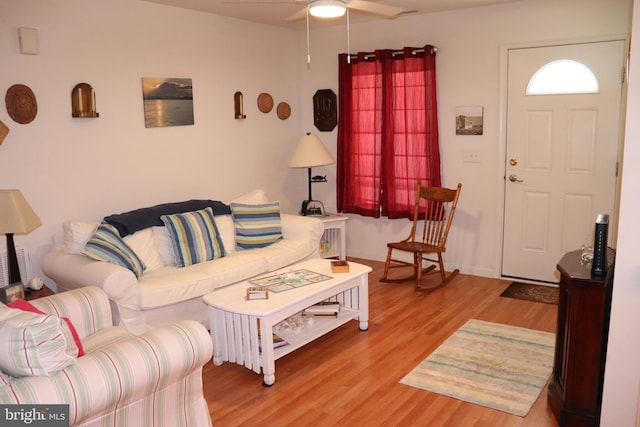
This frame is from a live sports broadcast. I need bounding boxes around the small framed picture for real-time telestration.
[246,287,269,300]
[0,283,25,304]
[455,106,484,135]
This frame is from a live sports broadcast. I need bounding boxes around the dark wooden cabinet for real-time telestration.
[548,249,615,427]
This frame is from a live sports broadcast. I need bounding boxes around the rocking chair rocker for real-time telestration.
[381,182,462,292]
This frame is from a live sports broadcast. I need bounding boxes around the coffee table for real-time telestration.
[203,258,371,385]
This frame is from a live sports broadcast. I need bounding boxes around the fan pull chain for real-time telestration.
[346,8,351,64]
[306,8,311,64]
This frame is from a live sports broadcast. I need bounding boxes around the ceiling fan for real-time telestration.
[287,0,406,21]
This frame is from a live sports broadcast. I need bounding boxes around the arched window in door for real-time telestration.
[526,59,599,95]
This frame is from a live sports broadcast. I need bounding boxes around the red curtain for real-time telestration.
[337,45,441,219]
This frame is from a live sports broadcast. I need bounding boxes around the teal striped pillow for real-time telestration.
[82,223,146,278]
[160,207,224,267]
[230,202,283,249]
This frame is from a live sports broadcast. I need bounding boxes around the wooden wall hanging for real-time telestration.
[71,83,99,118]
[313,89,337,131]
[234,91,246,119]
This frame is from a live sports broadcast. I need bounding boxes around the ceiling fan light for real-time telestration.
[309,0,347,18]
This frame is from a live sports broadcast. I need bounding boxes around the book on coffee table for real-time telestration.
[258,333,290,352]
[302,301,341,318]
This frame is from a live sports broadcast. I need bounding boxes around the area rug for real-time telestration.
[500,282,559,305]
[400,319,555,416]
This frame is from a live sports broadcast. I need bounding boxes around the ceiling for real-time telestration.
[142,0,525,29]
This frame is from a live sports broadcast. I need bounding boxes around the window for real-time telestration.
[527,60,599,95]
[337,45,441,220]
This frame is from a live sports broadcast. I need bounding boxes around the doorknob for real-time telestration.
[508,174,524,183]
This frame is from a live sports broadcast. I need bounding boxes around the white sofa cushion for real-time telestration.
[137,251,270,310]
[215,214,236,255]
[63,220,99,254]
[153,226,178,266]
[227,189,269,205]
[123,228,164,271]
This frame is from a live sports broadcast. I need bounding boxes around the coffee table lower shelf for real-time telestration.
[272,308,361,359]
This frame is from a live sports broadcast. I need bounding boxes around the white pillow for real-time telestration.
[124,228,164,271]
[0,307,78,377]
[152,226,177,266]
[62,221,99,254]
[227,189,269,205]
[214,215,236,255]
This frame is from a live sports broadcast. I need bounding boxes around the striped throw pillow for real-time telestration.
[82,223,146,278]
[160,207,225,267]
[230,202,283,249]
[0,307,78,377]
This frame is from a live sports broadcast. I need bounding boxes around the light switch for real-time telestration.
[18,27,39,55]
[462,149,481,163]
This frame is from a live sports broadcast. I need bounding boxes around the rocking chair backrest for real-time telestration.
[408,182,462,249]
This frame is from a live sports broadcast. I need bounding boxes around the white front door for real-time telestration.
[502,40,625,283]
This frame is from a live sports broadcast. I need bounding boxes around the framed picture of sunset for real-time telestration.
[141,77,194,128]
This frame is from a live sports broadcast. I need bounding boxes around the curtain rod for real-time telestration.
[349,46,438,61]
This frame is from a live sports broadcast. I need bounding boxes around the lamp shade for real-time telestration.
[288,133,335,168]
[309,0,347,18]
[0,190,41,235]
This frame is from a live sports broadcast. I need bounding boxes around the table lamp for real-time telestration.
[288,133,335,216]
[0,189,41,285]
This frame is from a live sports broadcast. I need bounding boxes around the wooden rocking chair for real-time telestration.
[381,182,462,292]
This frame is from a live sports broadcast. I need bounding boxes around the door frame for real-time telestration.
[495,35,628,282]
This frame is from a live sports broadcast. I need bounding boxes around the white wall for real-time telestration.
[298,0,632,278]
[0,0,307,285]
[600,1,640,425]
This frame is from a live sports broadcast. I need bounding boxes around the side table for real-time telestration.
[318,213,347,260]
[25,284,55,301]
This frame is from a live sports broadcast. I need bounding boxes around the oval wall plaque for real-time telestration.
[5,84,38,124]
[277,102,291,120]
[257,93,274,113]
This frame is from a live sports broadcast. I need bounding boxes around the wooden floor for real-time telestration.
[203,258,560,427]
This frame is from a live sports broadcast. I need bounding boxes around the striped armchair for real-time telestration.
[0,286,213,427]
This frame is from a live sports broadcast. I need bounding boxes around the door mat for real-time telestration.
[500,282,559,305]
[400,319,555,416]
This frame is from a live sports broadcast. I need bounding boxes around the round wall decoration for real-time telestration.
[5,84,38,124]
[257,93,274,113]
[276,102,291,120]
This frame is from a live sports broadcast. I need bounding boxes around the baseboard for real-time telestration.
[346,249,496,278]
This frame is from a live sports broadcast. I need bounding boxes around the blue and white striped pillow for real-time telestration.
[82,223,146,278]
[160,207,225,267]
[230,202,283,249]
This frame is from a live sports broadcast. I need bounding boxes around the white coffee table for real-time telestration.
[203,258,371,385]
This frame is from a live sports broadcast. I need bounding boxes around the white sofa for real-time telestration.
[42,190,324,334]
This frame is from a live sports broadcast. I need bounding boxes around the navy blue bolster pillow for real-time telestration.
[104,200,232,237]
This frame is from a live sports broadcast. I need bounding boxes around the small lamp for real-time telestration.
[289,133,335,215]
[0,190,41,286]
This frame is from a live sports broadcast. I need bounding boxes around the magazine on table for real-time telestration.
[249,269,332,293]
